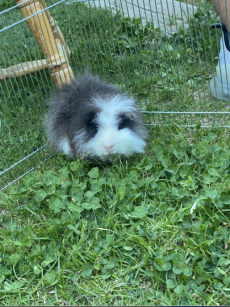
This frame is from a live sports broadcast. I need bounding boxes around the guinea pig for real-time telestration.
[46,73,147,162]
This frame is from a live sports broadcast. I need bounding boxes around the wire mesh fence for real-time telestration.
[0,0,228,190]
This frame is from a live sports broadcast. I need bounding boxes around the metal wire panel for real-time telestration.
[0,0,226,189]
[0,1,57,190]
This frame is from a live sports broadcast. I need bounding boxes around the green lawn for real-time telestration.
[1,125,230,305]
[1,0,230,305]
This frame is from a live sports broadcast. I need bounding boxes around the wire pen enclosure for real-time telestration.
[0,0,226,189]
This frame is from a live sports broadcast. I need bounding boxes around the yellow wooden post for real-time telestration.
[40,0,71,58]
[0,60,49,81]
[15,0,74,86]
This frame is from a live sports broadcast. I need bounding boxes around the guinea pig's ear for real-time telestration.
[118,113,136,130]
[126,112,135,120]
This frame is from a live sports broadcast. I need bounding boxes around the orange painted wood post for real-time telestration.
[40,0,71,58]
[15,0,74,86]
[0,60,49,81]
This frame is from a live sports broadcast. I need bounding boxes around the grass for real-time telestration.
[1,0,230,305]
[1,125,230,305]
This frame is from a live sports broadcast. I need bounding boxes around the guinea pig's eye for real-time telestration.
[118,114,134,130]
[86,112,98,137]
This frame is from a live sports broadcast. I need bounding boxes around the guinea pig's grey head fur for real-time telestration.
[46,73,147,161]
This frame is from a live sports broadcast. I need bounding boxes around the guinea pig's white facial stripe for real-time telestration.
[93,97,137,133]
[93,94,137,117]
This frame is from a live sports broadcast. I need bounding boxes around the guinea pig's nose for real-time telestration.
[104,145,114,150]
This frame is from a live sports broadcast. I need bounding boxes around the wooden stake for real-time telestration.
[15,0,74,86]
[0,59,49,81]
[40,0,71,58]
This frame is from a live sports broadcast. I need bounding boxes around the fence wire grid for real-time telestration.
[0,0,228,190]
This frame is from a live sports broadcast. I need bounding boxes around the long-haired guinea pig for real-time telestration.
[46,73,147,162]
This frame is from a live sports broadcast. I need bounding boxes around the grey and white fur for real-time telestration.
[46,73,147,162]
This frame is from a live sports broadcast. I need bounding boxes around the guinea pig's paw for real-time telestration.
[58,137,72,156]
